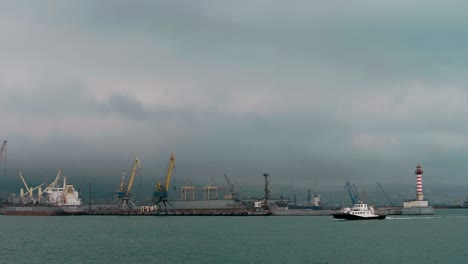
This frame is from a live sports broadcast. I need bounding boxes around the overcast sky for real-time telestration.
[1,1,468,198]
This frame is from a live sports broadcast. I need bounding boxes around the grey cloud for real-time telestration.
[5,1,468,89]
[2,1,468,201]
[0,79,193,122]
[1,79,105,117]
[107,94,151,119]
[44,1,468,83]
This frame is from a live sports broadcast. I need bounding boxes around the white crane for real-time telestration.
[18,171,44,202]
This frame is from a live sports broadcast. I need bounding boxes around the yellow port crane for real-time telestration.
[117,157,141,211]
[153,153,175,211]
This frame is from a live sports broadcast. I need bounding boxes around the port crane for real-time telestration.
[223,173,238,200]
[116,157,141,211]
[344,181,360,205]
[352,184,361,202]
[376,182,394,207]
[153,153,175,211]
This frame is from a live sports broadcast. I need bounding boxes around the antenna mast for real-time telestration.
[0,140,7,178]
[262,173,270,211]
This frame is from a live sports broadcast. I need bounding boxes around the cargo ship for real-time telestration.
[1,169,84,216]
[287,191,322,210]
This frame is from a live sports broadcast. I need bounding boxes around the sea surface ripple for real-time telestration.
[1,209,467,263]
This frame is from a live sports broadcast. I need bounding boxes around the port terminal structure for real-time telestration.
[85,171,273,216]
[402,164,434,215]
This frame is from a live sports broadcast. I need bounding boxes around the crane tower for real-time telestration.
[153,153,175,211]
[116,157,141,212]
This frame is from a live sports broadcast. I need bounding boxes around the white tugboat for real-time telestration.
[333,202,386,220]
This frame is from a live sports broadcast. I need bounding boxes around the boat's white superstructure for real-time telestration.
[342,203,378,217]
[334,202,386,220]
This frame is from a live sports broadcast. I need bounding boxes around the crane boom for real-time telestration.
[44,169,62,193]
[376,182,394,207]
[127,157,141,192]
[19,171,30,192]
[352,184,360,202]
[163,154,175,191]
[18,170,44,198]
[344,181,360,205]
[224,173,238,199]
[224,173,235,193]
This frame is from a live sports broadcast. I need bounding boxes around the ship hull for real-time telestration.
[287,205,322,210]
[2,206,84,216]
[170,199,241,210]
[62,206,85,215]
[333,213,386,220]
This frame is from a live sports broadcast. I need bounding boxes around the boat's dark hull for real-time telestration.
[333,213,386,220]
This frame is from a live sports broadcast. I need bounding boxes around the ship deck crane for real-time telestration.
[116,157,141,211]
[153,153,175,211]
[43,169,62,193]
[18,171,44,202]
[376,182,394,207]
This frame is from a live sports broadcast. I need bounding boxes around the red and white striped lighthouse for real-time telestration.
[415,164,423,201]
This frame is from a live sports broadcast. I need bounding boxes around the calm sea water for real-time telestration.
[1,209,468,263]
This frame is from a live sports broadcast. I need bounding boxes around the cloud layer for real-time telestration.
[1,1,468,201]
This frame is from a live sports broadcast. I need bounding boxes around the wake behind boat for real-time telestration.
[333,203,386,220]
